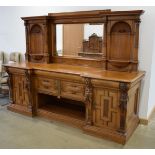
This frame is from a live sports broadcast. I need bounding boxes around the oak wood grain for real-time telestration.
[4,9,145,144]
[4,62,145,83]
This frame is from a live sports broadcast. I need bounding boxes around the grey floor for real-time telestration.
[0,101,155,148]
[0,96,9,106]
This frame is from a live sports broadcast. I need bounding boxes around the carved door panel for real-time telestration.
[93,88,120,130]
[12,75,29,106]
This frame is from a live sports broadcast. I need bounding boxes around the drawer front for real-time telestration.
[61,81,84,101]
[37,78,58,94]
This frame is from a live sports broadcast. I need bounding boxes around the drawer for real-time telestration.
[61,81,84,101]
[37,78,58,94]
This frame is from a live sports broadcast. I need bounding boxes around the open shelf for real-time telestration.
[37,94,86,127]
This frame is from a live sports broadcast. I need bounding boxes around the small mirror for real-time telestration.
[56,23,104,59]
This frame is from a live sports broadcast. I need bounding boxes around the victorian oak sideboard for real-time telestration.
[4,10,145,144]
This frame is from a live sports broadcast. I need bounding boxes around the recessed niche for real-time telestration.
[109,22,132,61]
[30,25,43,54]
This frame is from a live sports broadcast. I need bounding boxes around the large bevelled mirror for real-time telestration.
[56,23,104,59]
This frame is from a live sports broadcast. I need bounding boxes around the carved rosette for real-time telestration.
[25,69,33,111]
[84,77,93,125]
[5,67,13,104]
[118,82,129,134]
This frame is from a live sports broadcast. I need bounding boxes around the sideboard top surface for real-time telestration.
[4,63,145,83]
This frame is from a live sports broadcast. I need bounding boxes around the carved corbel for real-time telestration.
[5,67,13,104]
[25,69,33,112]
[118,82,129,134]
[84,77,93,125]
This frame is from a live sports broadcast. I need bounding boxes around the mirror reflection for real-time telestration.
[56,23,104,59]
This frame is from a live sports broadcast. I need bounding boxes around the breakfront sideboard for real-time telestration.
[4,10,145,144]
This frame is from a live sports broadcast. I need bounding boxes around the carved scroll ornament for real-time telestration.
[84,77,93,125]
[25,69,33,111]
[118,82,129,133]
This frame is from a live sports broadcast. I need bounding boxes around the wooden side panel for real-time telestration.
[126,82,140,130]
[12,75,29,106]
[93,88,120,130]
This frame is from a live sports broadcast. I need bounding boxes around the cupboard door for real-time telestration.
[93,88,120,130]
[12,75,29,106]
